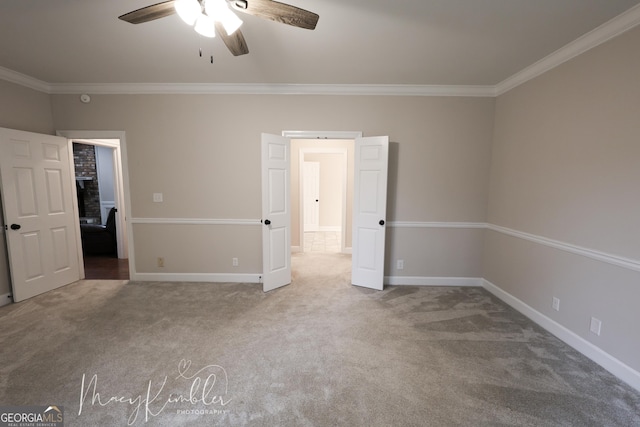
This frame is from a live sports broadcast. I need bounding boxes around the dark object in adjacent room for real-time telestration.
[81,207,117,256]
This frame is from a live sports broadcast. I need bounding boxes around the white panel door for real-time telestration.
[261,133,291,292]
[0,127,80,302]
[303,161,320,232]
[351,136,389,290]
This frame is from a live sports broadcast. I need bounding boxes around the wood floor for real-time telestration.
[83,255,129,280]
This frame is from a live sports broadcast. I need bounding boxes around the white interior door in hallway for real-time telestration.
[0,127,81,302]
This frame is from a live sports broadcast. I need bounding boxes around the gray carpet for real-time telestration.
[1,252,639,426]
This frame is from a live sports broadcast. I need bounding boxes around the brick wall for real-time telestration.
[73,143,101,221]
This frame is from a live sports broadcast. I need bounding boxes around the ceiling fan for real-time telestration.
[118,0,319,57]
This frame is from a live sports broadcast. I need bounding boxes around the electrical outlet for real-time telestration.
[552,297,560,311]
[153,193,163,203]
[590,317,602,336]
[396,259,404,270]
[157,257,165,268]
[232,257,239,267]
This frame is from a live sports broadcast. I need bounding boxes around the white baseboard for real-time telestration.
[131,273,261,283]
[0,293,12,307]
[482,279,640,393]
[384,276,482,287]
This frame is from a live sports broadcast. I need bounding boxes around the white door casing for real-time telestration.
[57,132,130,261]
[303,161,320,232]
[261,133,292,292]
[351,136,389,290]
[0,127,81,302]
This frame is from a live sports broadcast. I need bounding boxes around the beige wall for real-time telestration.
[134,224,261,274]
[51,94,495,278]
[485,26,640,372]
[0,80,55,298]
[387,227,485,277]
[0,80,54,135]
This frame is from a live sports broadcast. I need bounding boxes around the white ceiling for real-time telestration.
[0,0,639,88]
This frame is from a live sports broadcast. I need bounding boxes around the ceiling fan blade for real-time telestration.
[231,0,319,30]
[215,22,249,56]
[119,1,177,24]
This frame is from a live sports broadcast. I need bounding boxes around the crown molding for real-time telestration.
[0,67,493,96]
[46,82,495,97]
[0,66,50,93]
[495,3,640,95]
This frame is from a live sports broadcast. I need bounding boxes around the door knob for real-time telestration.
[315,199,319,202]
[10,224,21,230]
[379,220,385,226]
[264,219,271,225]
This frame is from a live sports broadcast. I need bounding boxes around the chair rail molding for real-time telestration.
[130,217,261,226]
[386,221,640,273]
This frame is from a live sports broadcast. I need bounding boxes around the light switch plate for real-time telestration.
[590,317,602,336]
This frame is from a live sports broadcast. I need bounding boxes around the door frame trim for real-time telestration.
[282,131,362,140]
[56,130,132,277]
[284,130,362,255]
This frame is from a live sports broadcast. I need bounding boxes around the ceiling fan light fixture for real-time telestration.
[194,13,217,37]
[175,0,201,25]
[204,0,226,16]
[203,0,243,35]
[119,0,317,57]
[220,9,243,35]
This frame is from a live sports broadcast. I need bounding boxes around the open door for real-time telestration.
[351,136,389,290]
[0,127,81,302]
[261,133,291,292]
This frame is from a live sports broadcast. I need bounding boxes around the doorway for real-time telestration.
[298,146,350,254]
[286,135,356,291]
[72,141,129,279]
[57,131,130,281]
[290,138,354,254]
[262,132,389,291]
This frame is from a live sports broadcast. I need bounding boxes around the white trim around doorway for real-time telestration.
[56,130,132,278]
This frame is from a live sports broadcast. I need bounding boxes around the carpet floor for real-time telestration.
[0,252,639,426]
